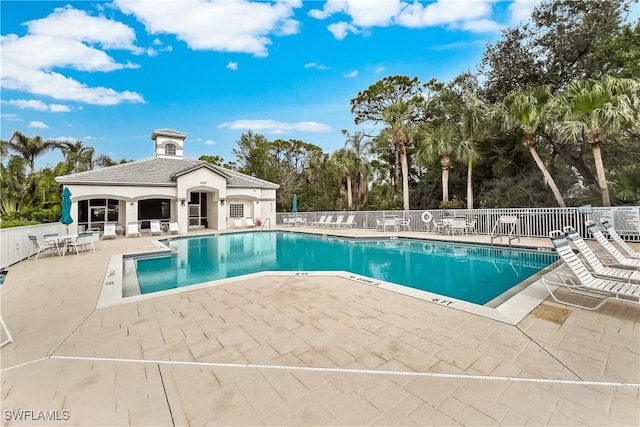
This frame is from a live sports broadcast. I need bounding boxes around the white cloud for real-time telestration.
[29,121,49,129]
[114,0,302,57]
[195,138,216,145]
[312,0,500,38]
[304,62,329,70]
[1,114,23,121]
[427,40,487,50]
[0,6,145,106]
[328,22,359,40]
[226,61,239,71]
[153,38,163,45]
[508,0,542,23]
[218,119,331,134]
[344,70,359,78]
[2,99,72,112]
[374,65,385,73]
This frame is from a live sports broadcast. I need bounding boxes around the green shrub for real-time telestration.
[439,200,465,209]
[0,206,61,227]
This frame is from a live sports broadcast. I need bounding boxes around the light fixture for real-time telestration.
[130,202,134,206]
[181,199,185,207]
[220,199,225,206]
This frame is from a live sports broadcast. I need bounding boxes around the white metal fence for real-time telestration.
[276,206,640,242]
[1,223,67,269]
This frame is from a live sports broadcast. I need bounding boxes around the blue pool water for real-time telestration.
[133,231,557,304]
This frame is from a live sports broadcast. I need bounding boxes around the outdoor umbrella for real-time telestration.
[60,187,73,234]
[292,194,298,213]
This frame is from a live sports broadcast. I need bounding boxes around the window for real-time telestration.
[229,203,244,218]
[165,143,176,156]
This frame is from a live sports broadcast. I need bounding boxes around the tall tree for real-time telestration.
[415,123,460,203]
[351,76,429,210]
[552,76,640,206]
[492,86,567,207]
[3,131,57,173]
[59,140,95,173]
[332,148,358,210]
[342,130,371,210]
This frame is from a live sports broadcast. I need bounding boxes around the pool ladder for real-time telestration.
[261,218,271,231]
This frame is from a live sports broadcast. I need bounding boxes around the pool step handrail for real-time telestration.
[490,215,520,248]
[261,218,271,231]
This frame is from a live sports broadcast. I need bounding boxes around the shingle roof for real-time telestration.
[150,128,187,139]
[56,157,279,189]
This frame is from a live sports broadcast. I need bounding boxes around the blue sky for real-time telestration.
[1,0,544,169]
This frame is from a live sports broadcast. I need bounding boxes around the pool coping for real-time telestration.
[96,231,562,325]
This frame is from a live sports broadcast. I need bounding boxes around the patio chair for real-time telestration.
[311,215,326,227]
[541,231,640,310]
[28,235,60,259]
[375,217,383,231]
[563,226,640,283]
[127,222,141,237]
[432,218,448,234]
[342,215,357,228]
[87,228,102,250]
[103,223,117,240]
[466,218,478,234]
[600,219,640,259]
[398,217,411,231]
[321,215,334,227]
[149,220,163,236]
[43,233,63,254]
[586,220,640,268]
[327,214,344,228]
[246,217,256,227]
[168,222,179,234]
[67,232,96,255]
[233,218,243,228]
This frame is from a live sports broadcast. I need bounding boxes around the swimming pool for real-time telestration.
[130,231,557,305]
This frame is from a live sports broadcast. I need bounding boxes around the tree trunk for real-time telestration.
[442,169,449,202]
[346,175,353,209]
[544,135,597,186]
[528,146,567,207]
[400,150,410,210]
[591,144,610,206]
[466,158,473,209]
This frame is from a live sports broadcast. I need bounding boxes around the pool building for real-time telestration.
[55,128,279,234]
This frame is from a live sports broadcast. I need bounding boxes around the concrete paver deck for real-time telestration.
[1,227,638,426]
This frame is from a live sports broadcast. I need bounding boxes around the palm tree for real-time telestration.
[553,76,640,206]
[59,140,95,173]
[4,131,57,173]
[492,86,567,207]
[0,156,28,213]
[332,148,358,210]
[458,91,485,209]
[379,102,419,210]
[342,130,371,209]
[415,123,460,203]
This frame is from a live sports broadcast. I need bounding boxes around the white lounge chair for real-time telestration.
[103,223,117,240]
[541,231,640,310]
[233,218,243,228]
[600,219,640,259]
[149,220,163,236]
[311,215,326,227]
[28,235,60,259]
[321,215,334,227]
[327,214,344,228]
[168,222,179,234]
[67,232,96,255]
[450,218,468,235]
[127,222,141,237]
[246,217,256,227]
[342,215,357,228]
[563,226,640,283]
[586,220,640,268]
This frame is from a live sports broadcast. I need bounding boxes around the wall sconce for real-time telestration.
[220,199,225,206]
[256,201,260,204]
[180,199,185,207]
[130,202,134,206]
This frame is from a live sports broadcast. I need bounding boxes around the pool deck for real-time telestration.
[1,226,638,426]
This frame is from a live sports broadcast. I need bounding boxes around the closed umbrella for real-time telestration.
[60,187,73,234]
[292,194,298,213]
